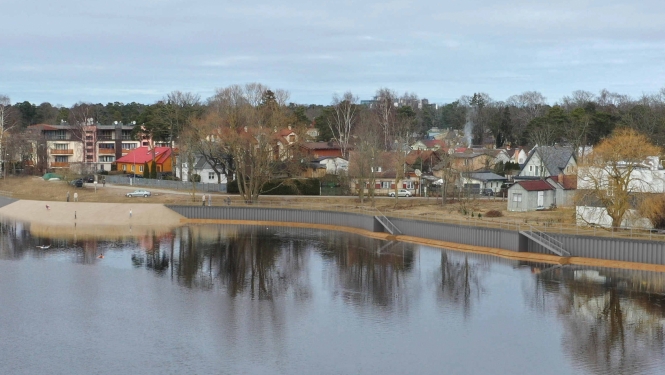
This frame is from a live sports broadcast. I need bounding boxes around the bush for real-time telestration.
[485,210,503,217]
[191,174,201,183]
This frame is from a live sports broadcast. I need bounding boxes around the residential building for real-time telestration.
[178,155,228,183]
[27,122,142,173]
[300,141,343,159]
[460,172,507,194]
[115,147,173,175]
[517,145,576,180]
[507,180,556,212]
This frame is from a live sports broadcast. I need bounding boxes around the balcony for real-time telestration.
[99,149,116,154]
[51,149,73,155]
[51,162,70,168]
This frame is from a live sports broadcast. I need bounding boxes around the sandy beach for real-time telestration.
[0,200,185,239]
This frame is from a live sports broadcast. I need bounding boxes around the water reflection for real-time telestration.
[4,219,665,374]
[317,232,415,312]
[437,252,489,317]
[530,265,665,375]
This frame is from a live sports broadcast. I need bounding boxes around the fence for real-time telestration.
[104,175,227,193]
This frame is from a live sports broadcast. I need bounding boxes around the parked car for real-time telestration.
[70,179,84,188]
[126,174,143,179]
[126,189,151,198]
[84,175,95,183]
[481,188,494,196]
[389,189,412,197]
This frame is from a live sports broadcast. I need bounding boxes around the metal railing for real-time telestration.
[520,225,570,257]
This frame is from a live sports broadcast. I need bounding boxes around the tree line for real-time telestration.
[2,86,665,202]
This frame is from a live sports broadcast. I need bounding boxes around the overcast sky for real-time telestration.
[2,0,664,106]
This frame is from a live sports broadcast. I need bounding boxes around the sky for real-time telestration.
[2,0,664,106]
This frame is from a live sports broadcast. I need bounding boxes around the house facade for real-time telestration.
[460,172,507,193]
[28,122,142,173]
[507,180,556,212]
[115,147,173,175]
[178,155,229,183]
[517,145,576,179]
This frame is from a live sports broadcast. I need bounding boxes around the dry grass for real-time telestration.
[0,176,576,227]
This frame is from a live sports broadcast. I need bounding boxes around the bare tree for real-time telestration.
[373,88,397,150]
[349,112,382,205]
[206,83,298,203]
[68,102,99,173]
[328,91,358,159]
[577,128,662,229]
[0,95,11,176]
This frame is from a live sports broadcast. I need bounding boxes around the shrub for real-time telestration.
[226,179,321,195]
[640,195,665,229]
[191,174,201,183]
[485,210,503,217]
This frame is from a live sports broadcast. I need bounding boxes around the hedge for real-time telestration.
[227,178,320,195]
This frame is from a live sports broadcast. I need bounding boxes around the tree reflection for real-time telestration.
[436,252,487,317]
[317,232,415,311]
[531,267,665,375]
[159,225,311,299]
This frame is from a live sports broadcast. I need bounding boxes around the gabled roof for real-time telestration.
[524,145,575,176]
[515,180,555,191]
[467,172,507,181]
[116,147,172,165]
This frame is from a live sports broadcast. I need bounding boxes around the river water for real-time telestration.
[1,222,665,375]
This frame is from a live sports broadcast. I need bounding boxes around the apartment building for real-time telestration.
[28,122,142,173]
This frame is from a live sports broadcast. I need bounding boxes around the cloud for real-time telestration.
[1,0,664,105]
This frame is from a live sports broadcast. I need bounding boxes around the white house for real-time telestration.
[576,157,665,229]
[517,145,576,179]
[178,155,228,184]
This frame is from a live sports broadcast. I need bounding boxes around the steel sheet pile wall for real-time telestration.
[166,206,377,232]
[166,205,665,265]
[0,196,16,208]
[389,217,520,251]
[528,233,665,265]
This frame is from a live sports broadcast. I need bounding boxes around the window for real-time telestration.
[131,165,135,172]
[139,165,144,172]
[208,172,215,180]
[122,165,126,171]
[381,181,391,189]
[122,143,137,150]
[529,165,533,172]
[404,181,415,189]
[99,156,114,162]
[512,193,522,202]
[55,156,68,162]
[54,143,68,150]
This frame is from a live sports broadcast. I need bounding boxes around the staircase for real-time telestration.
[520,226,570,257]
[373,209,402,235]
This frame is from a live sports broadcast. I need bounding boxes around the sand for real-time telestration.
[0,200,185,239]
